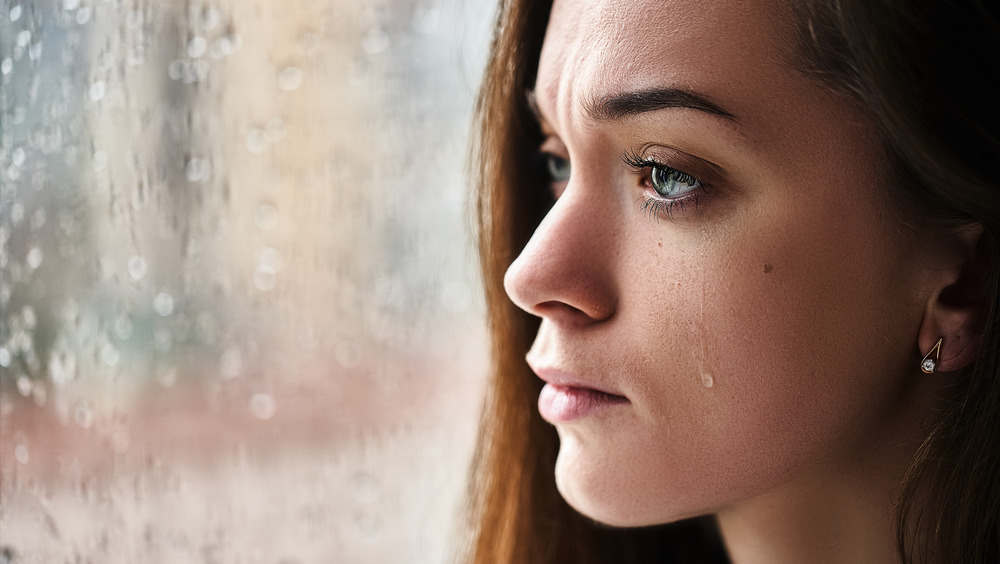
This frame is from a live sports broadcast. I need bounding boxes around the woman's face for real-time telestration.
[505,0,933,526]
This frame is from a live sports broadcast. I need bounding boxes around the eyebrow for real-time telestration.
[587,88,737,122]
[525,87,737,124]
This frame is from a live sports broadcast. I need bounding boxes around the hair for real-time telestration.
[465,0,1000,562]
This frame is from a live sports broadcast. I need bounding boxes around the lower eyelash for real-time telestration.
[638,192,703,222]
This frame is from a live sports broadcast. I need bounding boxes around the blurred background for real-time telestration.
[0,0,494,561]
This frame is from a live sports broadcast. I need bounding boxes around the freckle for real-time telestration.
[764,264,773,274]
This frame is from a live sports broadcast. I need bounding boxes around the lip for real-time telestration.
[530,366,629,423]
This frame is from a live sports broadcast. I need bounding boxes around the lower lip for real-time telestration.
[538,383,628,423]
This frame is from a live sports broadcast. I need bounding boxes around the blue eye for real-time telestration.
[545,154,571,183]
[650,166,700,197]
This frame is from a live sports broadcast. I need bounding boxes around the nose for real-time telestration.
[503,184,619,324]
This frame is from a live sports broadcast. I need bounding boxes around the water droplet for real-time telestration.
[14,441,29,465]
[249,393,276,420]
[21,306,36,329]
[252,267,276,291]
[220,347,242,379]
[701,373,714,388]
[9,5,22,22]
[187,36,207,58]
[277,67,303,91]
[201,9,220,30]
[0,58,12,75]
[16,376,32,397]
[157,365,177,387]
[354,512,382,542]
[89,81,106,101]
[15,30,31,48]
[114,314,133,339]
[168,59,184,80]
[28,41,42,61]
[246,129,268,153]
[74,402,93,428]
[76,7,92,24]
[362,28,390,55]
[153,292,175,316]
[63,0,80,10]
[257,247,282,272]
[26,247,43,269]
[254,204,277,230]
[101,343,120,366]
[184,157,208,182]
[0,347,10,367]
[127,256,147,280]
[92,150,108,171]
[11,147,25,167]
[49,351,76,384]
[335,341,361,369]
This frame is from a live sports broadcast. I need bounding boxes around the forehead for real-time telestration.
[535,0,794,127]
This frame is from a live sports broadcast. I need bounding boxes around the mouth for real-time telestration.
[538,383,630,423]
[530,366,629,423]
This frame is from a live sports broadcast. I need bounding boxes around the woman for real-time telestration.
[467,0,999,562]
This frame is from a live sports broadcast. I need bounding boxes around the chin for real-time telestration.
[553,445,704,528]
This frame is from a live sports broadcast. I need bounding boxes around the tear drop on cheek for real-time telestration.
[701,372,714,388]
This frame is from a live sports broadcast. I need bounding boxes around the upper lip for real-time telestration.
[527,361,627,399]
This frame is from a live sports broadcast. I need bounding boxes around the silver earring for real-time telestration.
[920,338,943,374]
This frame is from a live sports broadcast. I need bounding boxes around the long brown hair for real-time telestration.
[465,0,1000,562]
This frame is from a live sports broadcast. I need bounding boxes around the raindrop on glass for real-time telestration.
[16,30,31,48]
[74,402,93,429]
[252,267,276,292]
[220,347,242,379]
[184,157,208,182]
[9,5,22,22]
[187,37,207,59]
[89,81,106,102]
[76,7,92,24]
[202,9,220,30]
[14,441,29,465]
[16,376,32,397]
[101,343,120,366]
[26,247,43,269]
[92,150,108,171]
[21,306,36,330]
[62,0,80,10]
[277,67,303,92]
[153,292,175,316]
[249,393,276,420]
[246,129,268,154]
[0,347,10,367]
[127,256,147,280]
[11,147,25,167]
[257,247,282,272]
[0,58,12,75]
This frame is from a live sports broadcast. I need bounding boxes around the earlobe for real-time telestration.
[916,225,990,373]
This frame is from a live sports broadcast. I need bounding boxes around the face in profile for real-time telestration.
[504,0,938,527]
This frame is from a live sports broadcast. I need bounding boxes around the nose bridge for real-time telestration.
[504,177,620,322]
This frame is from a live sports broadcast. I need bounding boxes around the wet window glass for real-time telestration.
[0,0,493,560]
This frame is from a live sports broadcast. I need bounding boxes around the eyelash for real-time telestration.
[621,149,707,221]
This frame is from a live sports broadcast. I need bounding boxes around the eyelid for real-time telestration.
[623,143,724,188]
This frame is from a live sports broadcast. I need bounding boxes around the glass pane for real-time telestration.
[0,0,494,561]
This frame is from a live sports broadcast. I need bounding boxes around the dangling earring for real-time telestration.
[920,338,943,374]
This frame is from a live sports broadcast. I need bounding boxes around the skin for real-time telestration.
[502,0,959,561]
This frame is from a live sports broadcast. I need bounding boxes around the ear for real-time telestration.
[917,224,989,373]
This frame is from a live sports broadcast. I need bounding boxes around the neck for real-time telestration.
[716,462,905,564]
